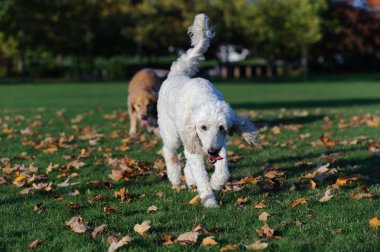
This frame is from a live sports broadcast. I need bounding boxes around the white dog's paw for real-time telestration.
[210,178,224,191]
[201,195,219,208]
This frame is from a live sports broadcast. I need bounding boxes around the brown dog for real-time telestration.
[128,68,168,135]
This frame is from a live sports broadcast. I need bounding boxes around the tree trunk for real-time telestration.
[301,48,308,81]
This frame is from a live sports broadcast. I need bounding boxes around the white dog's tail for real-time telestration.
[168,13,214,78]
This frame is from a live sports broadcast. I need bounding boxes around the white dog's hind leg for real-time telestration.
[184,149,218,208]
[210,144,229,191]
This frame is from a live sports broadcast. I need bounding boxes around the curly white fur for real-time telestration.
[157,13,258,208]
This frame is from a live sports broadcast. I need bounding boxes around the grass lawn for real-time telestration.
[1,77,380,251]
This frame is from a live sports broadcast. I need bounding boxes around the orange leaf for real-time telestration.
[202,236,218,246]
[369,217,380,228]
[189,195,201,205]
[291,197,307,208]
[220,244,238,251]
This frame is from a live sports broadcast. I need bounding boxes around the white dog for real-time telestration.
[157,14,258,208]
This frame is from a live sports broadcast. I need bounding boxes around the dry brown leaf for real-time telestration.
[65,216,91,233]
[114,187,131,202]
[147,205,159,213]
[291,197,308,208]
[28,239,42,249]
[160,235,175,246]
[33,202,43,214]
[133,220,151,236]
[69,202,82,210]
[189,195,201,205]
[176,231,198,245]
[264,170,284,179]
[220,243,238,251]
[104,206,117,214]
[153,159,165,170]
[245,240,269,250]
[68,190,80,197]
[236,197,249,207]
[57,178,79,187]
[233,176,259,185]
[202,236,218,246]
[319,189,334,202]
[192,224,209,234]
[108,235,133,252]
[256,223,282,239]
[369,217,380,228]
[259,212,270,222]
[108,170,123,181]
[254,200,266,209]
[351,193,376,200]
[92,224,107,238]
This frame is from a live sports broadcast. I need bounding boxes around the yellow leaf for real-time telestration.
[14,173,27,182]
[189,195,201,205]
[202,236,218,246]
[220,244,238,251]
[369,217,380,228]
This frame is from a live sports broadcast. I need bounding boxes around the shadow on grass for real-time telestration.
[232,98,380,110]
[254,115,325,127]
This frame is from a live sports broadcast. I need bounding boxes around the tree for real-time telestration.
[244,0,326,79]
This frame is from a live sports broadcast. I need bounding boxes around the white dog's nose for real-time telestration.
[207,148,219,156]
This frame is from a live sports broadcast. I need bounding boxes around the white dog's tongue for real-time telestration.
[208,155,223,164]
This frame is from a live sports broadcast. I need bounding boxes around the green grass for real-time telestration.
[0,77,380,251]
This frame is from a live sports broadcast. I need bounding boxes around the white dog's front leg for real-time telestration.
[210,144,229,191]
[184,149,218,208]
[184,162,196,190]
[163,146,181,186]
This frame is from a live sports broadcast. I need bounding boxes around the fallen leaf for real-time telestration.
[92,224,107,238]
[233,176,258,185]
[245,240,269,250]
[202,236,218,246]
[147,205,159,213]
[104,206,117,214]
[33,202,43,214]
[291,197,308,208]
[264,170,284,179]
[319,189,334,202]
[192,224,209,233]
[160,235,175,246]
[369,217,380,228]
[153,159,165,170]
[236,197,249,207]
[220,243,238,251]
[332,228,343,234]
[351,193,376,200]
[108,235,133,252]
[189,195,201,205]
[259,212,270,222]
[176,231,198,245]
[69,202,82,210]
[57,178,80,187]
[254,200,266,209]
[134,220,151,236]
[68,190,80,197]
[28,239,42,249]
[256,223,282,239]
[65,216,91,233]
[114,187,131,202]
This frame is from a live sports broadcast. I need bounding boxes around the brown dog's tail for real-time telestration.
[167,13,214,79]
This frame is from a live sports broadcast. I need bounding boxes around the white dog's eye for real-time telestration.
[219,125,225,131]
[201,125,207,131]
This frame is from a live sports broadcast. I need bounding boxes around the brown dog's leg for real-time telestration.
[128,105,137,135]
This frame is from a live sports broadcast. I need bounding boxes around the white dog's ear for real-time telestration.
[229,115,259,146]
[180,121,203,154]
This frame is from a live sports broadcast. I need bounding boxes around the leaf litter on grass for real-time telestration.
[1,103,380,251]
